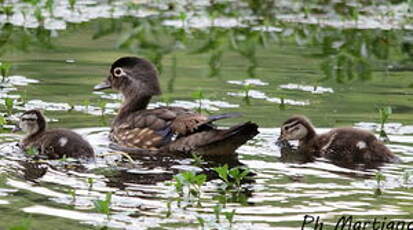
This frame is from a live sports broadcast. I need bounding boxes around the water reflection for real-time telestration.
[0,126,412,229]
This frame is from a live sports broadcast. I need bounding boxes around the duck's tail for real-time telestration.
[370,140,401,163]
[165,121,259,156]
[201,121,259,156]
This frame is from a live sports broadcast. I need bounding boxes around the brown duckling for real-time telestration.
[277,115,400,164]
[15,110,94,159]
[93,56,259,156]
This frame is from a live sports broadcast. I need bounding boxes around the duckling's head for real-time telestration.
[18,110,46,136]
[278,115,315,141]
[93,57,161,98]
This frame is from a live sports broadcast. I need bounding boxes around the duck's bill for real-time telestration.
[93,81,111,91]
[275,135,287,147]
[12,126,22,133]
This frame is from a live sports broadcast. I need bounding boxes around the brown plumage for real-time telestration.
[94,56,259,156]
[16,110,94,159]
[277,115,400,164]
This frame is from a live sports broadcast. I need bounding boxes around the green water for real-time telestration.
[1,1,413,230]
[5,20,413,128]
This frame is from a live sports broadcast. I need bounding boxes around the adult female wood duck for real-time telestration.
[94,56,259,156]
[15,110,95,159]
[277,115,400,165]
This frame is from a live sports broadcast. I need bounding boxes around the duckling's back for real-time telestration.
[319,128,399,164]
[34,129,94,159]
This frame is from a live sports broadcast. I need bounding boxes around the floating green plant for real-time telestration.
[191,152,204,167]
[45,0,54,14]
[159,95,172,106]
[213,164,250,191]
[191,89,206,113]
[374,171,385,196]
[378,106,392,141]
[0,62,12,82]
[94,192,112,219]
[224,209,236,229]
[0,116,6,132]
[68,188,76,204]
[4,98,14,116]
[87,177,94,190]
[25,147,39,156]
[196,216,205,230]
[68,0,77,11]
[213,204,222,223]
[0,5,13,19]
[279,97,286,110]
[242,84,253,105]
[172,171,206,205]
[165,200,172,218]
[34,7,44,24]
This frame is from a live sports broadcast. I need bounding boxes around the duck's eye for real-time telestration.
[113,67,124,78]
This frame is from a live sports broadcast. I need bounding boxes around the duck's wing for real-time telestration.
[170,111,241,136]
[163,121,259,156]
[112,107,240,149]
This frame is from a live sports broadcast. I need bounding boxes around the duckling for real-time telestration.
[277,115,400,164]
[15,110,94,159]
[93,56,258,156]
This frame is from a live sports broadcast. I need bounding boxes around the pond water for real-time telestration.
[1,0,413,229]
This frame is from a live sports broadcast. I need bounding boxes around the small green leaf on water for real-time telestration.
[196,216,205,229]
[224,209,236,226]
[94,192,112,216]
[213,204,222,223]
[25,147,39,156]
[0,116,6,126]
[87,177,94,189]
[5,98,14,114]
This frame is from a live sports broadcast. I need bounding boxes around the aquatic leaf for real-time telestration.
[0,62,11,81]
[196,216,205,229]
[213,204,222,223]
[25,147,39,156]
[68,189,76,202]
[213,164,229,183]
[0,116,5,126]
[68,0,77,10]
[224,209,236,226]
[191,89,204,100]
[45,0,54,13]
[87,177,94,190]
[94,192,112,217]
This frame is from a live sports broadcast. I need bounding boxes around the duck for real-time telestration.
[93,56,259,156]
[276,115,400,165]
[15,109,95,159]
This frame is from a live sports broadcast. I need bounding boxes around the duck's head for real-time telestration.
[15,110,46,136]
[278,115,315,142]
[93,57,161,98]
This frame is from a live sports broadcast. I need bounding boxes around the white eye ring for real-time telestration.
[113,67,125,78]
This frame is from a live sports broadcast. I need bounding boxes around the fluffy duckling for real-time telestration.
[277,115,400,164]
[93,56,258,156]
[16,110,94,159]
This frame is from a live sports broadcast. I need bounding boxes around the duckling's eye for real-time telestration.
[113,67,124,78]
[22,118,36,122]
